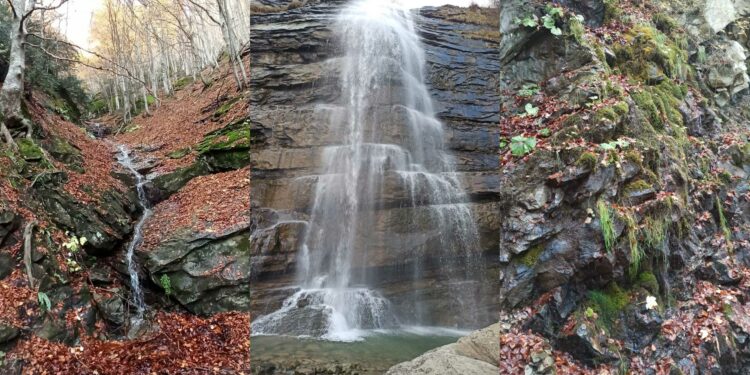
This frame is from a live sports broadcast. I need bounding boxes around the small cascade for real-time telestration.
[115,145,152,319]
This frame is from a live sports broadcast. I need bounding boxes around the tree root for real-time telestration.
[23,220,37,289]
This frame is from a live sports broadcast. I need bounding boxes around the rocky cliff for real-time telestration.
[249,0,501,328]
[497,0,750,373]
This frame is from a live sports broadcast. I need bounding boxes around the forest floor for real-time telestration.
[1,56,250,373]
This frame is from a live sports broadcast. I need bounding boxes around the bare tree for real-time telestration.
[0,0,69,148]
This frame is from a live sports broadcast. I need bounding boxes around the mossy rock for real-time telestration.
[174,77,194,91]
[613,24,688,82]
[635,272,659,294]
[201,150,250,171]
[518,243,545,267]
[46,136,84,172]
[18,139,44,161]
[212,96,242,120]
[151,160,211,200]
[197,118,251,170]
[576,151,598,170]
[587,283,630,329]
[167,148,191,159]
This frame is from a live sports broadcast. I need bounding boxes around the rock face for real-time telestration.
[250,0,501,327]
[144,227,251,315]
[497,0,750,372]
[386,324,499,375]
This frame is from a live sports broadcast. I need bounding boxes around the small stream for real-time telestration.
[115,145,152,319]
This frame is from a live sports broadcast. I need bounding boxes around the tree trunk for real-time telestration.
[0,1,29,146]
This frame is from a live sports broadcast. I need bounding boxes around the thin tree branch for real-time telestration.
[5,0,17,18]
[25,35,154,94]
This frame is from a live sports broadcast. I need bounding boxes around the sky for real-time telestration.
[60,0,101,49]
[58,0,491,49]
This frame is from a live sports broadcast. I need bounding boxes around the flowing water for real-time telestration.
[252,0,482,341]
[116,145,151,318]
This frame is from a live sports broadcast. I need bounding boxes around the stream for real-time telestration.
[115,144,152,319]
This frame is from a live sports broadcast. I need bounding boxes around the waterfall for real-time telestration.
[252,0,481,341]
[116,145,152,319]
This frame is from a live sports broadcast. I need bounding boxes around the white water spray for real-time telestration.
[252,0,481,340]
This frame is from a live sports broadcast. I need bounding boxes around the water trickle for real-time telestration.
[116,145,151,318]
[252,0,482,340]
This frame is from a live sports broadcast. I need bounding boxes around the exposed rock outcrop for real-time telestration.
[497,0,750,372]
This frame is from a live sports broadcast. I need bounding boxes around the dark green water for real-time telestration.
[251,327,467,373]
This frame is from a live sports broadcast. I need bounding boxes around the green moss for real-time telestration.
[518,243,545,267]
[642,216,667,250]
[213,96,242,120]
[174,77,194,91]
[588,283,630,328]
[719,171,733,185]
[168,148,191,159]
[576,151,598,170]
[716,196,732,246]
[568,16,586,43]
[197,119,251,154]
[652,13,678,34]
[636,272,659,294]
[598,200,616,252]
[624,212,643,276]
[18,139,44,161]
[603,0,622,24]
[624,150,643,165]
[613,24,687,82]
[624,179,652,194]
[562,114,583,128]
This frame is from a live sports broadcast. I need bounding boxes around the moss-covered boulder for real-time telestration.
[196,118,250,171]
[144,228,251,315]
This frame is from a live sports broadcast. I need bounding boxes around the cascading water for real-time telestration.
[116,145,151,318]
[252,0,481,341]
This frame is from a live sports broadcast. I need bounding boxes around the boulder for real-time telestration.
[386,324,499,374]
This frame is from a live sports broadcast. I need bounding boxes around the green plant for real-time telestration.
[38,291,52,312]
[598,200,615,252]
[522,103,539,117]
[538,128,551,137]
[517,14,539,27]
[518,83,540,97]
[510,136,537,156]
[716,196,732,246]
[63,232,87,252]
[624,212,643,276]
[588,284,629,328]
[599,139,630,151]
[542,10,563,35]
[160,274,173,296]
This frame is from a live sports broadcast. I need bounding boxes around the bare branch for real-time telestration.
[5,0,17,18]
[184,0,221,25]
[24,38,153,94]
